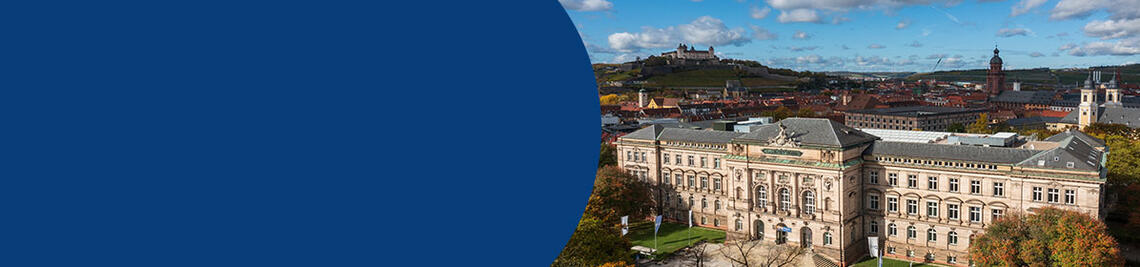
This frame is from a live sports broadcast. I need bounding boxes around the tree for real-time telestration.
[553,215,632,267]
[718,241,804,267]
[599,144,617,168]
[947,123,966,133]
[596,261,634,267]
[584,166,654,226]
[969,207,1123,266]
[762,106,794,122]
[600,94,621,105]
[967,113,993,134]
[794,108,816,118]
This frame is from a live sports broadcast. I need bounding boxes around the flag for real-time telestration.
[688,210,693,227]
[621,215,628,226]
[621,227,628,236]
[653,215,663,234]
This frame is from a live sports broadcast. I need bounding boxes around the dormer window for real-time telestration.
[1066,162,1075,168]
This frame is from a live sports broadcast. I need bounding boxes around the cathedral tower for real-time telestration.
[986,46,1005,97]
[1079,73,1099,128]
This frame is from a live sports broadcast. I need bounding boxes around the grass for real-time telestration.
[626,221,725,257]
[852,257,945,267]
[646,69,742,87]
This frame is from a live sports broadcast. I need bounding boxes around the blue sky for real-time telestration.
[560,0,1140,72]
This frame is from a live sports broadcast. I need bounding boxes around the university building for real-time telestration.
[615,118,1107,266]
[843,106,987,131]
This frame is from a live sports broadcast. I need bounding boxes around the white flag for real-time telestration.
[621,215,629,226]
[688,210,693,227]
[621,227,628,236]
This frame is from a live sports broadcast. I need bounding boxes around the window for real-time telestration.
[992,209,1004,221]
[907,250,915,258]
[888,247,896,254]
[700,157,707,167]
[757,186,768,207]
[1048,188,1059,203]
[949,231,958,245]
[803,191,816,214]
[927,228,937,242]
[970,180,981,194]
[714,218,719,227]
[888,173,898,186]
[1032,187,1042,201]
[870,220,879,234]
[993,182,1004,197]
[907,226,916,239]
[700,177,708,190]
[665,194,671,206]
[1065,189,1076,205]
[701,216,706,225]
[640,152,646,162]
[906,199,918,215]
[969,206,982,222]
[948,204,960,220]
[824,232,833,245]
[714,158,720,169]
[714,178,722,191]
[675,155,681,165]
[675,175,682,186]
[948,255,957,264]
[928,177,938,190]
[869,171,879,184]
[688,175,695,187]
[735,219,743,231]
[701,198,708,209]
[778,188,790,211]
[689,196,694,207]
[888,223,897,236]
[887,197,898,212]
[663,153,669,164]
[907,174,918,188]
[688,156,694,166]
[949,178,959,192]
[626,151,631,160]
[869,195,880,210]
[715,200,721,210]
[927,201,939,217]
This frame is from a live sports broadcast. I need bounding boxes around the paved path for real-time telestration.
[639,243,820,267]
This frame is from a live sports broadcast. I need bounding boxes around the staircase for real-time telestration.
[812,254,839,267]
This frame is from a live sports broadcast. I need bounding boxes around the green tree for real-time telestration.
[553,215,632,267]
[967,113,993,134]
[969,207,1123,266]
[599,144,617,168]
[795,108,816,118]
[762,106,794,122]
[947,123,966,133]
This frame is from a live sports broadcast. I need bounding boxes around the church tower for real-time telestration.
[638,89,647,108]
[1079,73,1099,128]
[1105,71,1123,107]
[986,46,1005,97]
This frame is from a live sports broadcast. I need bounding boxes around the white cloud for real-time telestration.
[1029,52,1045,57]
[766,0,958,12]
[896,19,911,29]
[787,46,820,52]
[793,30,812,40]
[1050,0,1140,21]
[778,9,821,23]
[1067,38,1140,56]
[607,16,751,52]
[1083,18,1140,39]
[751,6,771,19]
[996,28,1032,37]
[868,44,886,49]
[1010,0,1047,17]
[559,0,613,11]
[750,25,778,40]
[1059,43,1078,51]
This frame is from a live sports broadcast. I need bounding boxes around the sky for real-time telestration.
[560,0,1140,72]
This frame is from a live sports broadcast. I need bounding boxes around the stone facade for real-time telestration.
[615,119,1107,267]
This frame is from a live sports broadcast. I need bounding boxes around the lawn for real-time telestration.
[626,220,725,257]
[852,257,945,267]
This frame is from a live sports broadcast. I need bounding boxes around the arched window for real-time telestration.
[888,223,897,236]
[689,196,694,207]
[757,186,768,207]
[907,226,916,239]
[778,188,790,211]
[803,191,816,214]
[927,228,937,242]
[823,232,832,246]
[735,219,743,231]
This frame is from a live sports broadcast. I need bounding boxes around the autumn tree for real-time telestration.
[969,207,1123,266]
[584,165,654,226]
[553,215,632,267]
[795,108,816,118]
[966,113,993,134]
[600,94,621,105]
[719,241,804,267]
[598,144,617,168]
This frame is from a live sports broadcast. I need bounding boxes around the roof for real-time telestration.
[858,128,950,143]
[865,141,1040,164]
[1004,116,1060,126]
[1058,106,1140,128]
[1016,135,1103,172]
[992,90,1053,105]
[619,124,744,144]
[1043,129,1105,148]
[845,106,986,117]
[735,118,879,147]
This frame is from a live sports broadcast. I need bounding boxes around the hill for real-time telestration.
[905,64,1140,85]
[594,59,808,90]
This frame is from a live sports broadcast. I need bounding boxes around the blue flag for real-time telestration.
[653,215,663,234]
